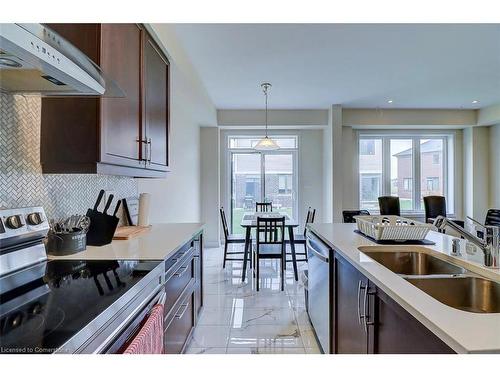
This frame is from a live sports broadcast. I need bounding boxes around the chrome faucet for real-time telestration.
[434,216,499,268]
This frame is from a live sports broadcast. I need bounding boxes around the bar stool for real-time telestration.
[342,210,370,223]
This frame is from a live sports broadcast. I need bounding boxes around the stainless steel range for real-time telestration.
[0,207,165,354]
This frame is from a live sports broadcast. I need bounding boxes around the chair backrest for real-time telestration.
[485,209,500,227]
[219,207,229,239]
[303,207,316,236]
[378,196,401,216]
[423,196,447,222]
[342,210,370,224]
[256,202,273,212]
[256,216,285,246]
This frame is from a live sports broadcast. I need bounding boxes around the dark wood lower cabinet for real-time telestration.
[374,287,455,354]
[312,241,455,354]
[162,232,203,354]
[164,290,195,354]
[334,254,373,353]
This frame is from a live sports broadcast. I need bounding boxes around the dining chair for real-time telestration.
[342,210,370,223]
[423,196,464,231]
[485,209,500,227]
[477,209,500,239]
[378,196,401,216]
[253,216,286,291]
[256,202,273,212]
[220,207,247,269]
[285,207,316,265]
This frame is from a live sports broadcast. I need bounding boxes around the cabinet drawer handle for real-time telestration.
[174,266,189,278]
[174,303,189,320]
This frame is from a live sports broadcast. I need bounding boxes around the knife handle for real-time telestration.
[113,199,122,217]
[103,194,114,214]
[94,189,105,211]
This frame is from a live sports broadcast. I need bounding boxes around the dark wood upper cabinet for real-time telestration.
[143,33,169,170]
[41,24,170,178]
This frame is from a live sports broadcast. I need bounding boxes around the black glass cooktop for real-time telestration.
[0,259,161,354]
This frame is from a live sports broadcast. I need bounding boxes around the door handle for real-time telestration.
[363,285,375,333]
[147,138,152,164]
[357,280,366,325]
[136,137,148,164]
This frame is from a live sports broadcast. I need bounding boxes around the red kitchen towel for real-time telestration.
[123,304,164,354]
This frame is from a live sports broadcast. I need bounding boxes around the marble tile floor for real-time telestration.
[186,245,321,354]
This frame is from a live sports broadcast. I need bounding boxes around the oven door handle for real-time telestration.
[93,283,164,353]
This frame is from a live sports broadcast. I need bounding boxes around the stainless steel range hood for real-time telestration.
[0,23,123,97]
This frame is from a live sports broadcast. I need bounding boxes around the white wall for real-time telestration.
[217,109,328,128]
[490,124,500,208]
[200,127,220,246]
[138,24,217,224]
[463,126,490,221]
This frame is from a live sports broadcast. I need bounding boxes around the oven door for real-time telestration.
[102,288,165,354]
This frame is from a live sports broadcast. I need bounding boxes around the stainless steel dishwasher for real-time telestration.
[306,231,333,354]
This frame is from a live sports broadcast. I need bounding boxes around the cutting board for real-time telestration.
[113,226,151,240]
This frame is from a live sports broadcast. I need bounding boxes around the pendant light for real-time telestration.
[254,82,280,151]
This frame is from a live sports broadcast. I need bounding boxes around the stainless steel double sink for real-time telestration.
[358,247,500,314]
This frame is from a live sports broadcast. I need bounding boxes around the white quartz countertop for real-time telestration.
[48,223,204,261]
[307,223,500,354]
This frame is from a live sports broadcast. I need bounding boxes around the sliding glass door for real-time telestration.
[230,153,262,234]
[229,136,298,234]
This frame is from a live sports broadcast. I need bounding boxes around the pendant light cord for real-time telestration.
[262,82,271,137]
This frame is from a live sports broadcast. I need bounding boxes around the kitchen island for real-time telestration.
[307,223,500,354]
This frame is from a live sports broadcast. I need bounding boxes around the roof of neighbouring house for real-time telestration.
[393,139,442,157]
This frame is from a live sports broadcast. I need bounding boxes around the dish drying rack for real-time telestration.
[354,215,432,241]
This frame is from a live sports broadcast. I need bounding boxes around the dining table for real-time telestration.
[240,212,299,282]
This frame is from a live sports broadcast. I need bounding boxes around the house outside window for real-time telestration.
[403,178,412,191]
[278,174,292,194]
[359,139,376,155]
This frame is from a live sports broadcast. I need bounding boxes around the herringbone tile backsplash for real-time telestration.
[0,94,138,219]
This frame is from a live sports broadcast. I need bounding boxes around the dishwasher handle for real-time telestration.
[306,238,329,263]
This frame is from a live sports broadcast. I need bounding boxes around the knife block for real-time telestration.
[85,209,119,246]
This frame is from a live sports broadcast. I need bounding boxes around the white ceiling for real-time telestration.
[173,24,500,109]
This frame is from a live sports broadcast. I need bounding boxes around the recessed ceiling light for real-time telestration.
[387,99,393,104]
[472,100,479,104]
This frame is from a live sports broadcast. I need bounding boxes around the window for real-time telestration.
[358,135,452,213]
[359,139,382,210]
[432,153,440,165]
[229,136,298,149]
[278,174,292,194]
[403,178,412,191]
[359,139,376,155]
[426,177,440,192]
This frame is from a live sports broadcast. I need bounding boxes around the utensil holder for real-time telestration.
[46,230,87,256]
